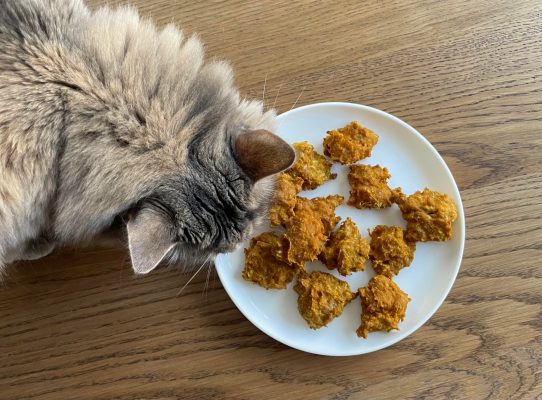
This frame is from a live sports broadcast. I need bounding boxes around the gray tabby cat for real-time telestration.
[0,0,294,274]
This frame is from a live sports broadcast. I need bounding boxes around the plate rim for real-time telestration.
[216,101,466,356]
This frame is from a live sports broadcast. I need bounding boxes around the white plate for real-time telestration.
[216,102,465,356]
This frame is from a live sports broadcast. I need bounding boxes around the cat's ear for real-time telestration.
[126,209,176,274]
[234,130,295,181]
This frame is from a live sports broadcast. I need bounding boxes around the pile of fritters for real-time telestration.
[242,121,459,338]
[243,142,343,289]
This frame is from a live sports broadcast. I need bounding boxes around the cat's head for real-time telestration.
[119,62,294,275]
[126,111,294,274]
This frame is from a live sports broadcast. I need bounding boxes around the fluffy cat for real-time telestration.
[0,0,294,274]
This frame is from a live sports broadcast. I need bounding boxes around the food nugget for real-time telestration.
[284,195,344,266]
[356,275,410,338]
[319,218,370,276]
[348,164,393,209]
[393,188,458,242]
[242,232,298,289]
[323,121,379,164]
[369,225,416,278]
[298,194,344,235]
[294,271,357,329]
[284,204,327,266]
[288,142,336,190]
[269,173,304,226]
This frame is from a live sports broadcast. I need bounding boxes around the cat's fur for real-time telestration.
[0,0,294,274]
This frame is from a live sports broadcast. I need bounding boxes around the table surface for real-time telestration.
[1,1,541,399]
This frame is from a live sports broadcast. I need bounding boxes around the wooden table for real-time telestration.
[1,1,541,398]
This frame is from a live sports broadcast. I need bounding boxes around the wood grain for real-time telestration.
[1,0,541,399]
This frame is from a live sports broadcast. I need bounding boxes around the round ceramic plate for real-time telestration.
[216,102,465,356]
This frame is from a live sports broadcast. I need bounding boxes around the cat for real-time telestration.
[0,0,294,274]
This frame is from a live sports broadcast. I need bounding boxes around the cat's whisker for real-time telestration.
[202,261,213,299]
[176,255,210,297]
[277,86,305,130]
[204,261,211,290]
[211,262,217,289]
[289,86,305,112]
[262,73,268,109]
[272,81,285,110]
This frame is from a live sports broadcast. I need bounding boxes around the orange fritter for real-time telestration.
[297,194,344,235]
[323,121,379,164]
[369,225,416,278]
[287,142,336,190]
[242,232,298,289]
[294,271,357,329]
[356,275,410,338]
[319,218,370,276]
[284,204,327,266]
[347,164,393,209]
[269,173,304,226]
[393,188,458,242]
[284,195,344,266]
